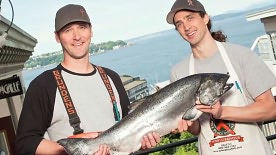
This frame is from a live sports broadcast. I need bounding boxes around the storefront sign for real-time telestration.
[0,75,23,99]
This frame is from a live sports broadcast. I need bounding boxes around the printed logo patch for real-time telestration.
[209,119,244,147]
[210,119,235,137]
[80,8,86,16]
[187,0,194,6]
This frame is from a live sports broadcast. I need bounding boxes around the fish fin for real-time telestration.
[189,110,203,121]
[183,107,202,121]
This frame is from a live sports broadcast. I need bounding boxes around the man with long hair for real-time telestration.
[167,0,276,154]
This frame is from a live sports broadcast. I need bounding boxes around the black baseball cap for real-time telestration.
[166,0,206,24]
[55,4,91,32]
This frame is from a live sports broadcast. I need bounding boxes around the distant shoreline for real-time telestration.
[24,40,131,69]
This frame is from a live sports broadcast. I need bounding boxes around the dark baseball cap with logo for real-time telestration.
[55,4,91,32]
[166,0,206,24]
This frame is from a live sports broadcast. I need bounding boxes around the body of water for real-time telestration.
[23,12,265,89]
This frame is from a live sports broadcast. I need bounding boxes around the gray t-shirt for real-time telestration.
[47,68,123,141]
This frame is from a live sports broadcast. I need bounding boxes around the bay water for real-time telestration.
[23,12,265,90]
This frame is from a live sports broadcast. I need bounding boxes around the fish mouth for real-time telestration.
[223,83,234,94]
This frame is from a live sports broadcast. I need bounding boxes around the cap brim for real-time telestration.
[167,9,180,24]
[56,19,91,32]
[166,8,204,24]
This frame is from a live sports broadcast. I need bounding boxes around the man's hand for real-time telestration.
[93,145,110,155]
[172,119,194,133]
[68,132,100,138]
[196,100,222,119]
[171,99,221,136]
[172,119,200,135]
[141,132,161,150]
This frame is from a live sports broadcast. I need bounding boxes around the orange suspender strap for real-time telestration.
[52,70,84,135]
[96,66,121,122]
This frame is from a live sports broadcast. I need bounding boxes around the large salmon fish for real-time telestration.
[58,73,233,155]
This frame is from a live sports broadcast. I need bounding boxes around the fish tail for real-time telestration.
[57,138,70,147]
[57,138,93,155]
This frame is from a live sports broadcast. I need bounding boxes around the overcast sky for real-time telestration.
[1,0,275,55]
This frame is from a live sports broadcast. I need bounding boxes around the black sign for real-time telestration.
[0,75,23,99]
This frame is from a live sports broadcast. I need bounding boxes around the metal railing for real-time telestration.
[132,120,276,155]
[251,33,276,63]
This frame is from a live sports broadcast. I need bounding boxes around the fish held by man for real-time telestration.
[58,73,233,155]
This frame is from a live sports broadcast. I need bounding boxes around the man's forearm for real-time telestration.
[220,90,276,122]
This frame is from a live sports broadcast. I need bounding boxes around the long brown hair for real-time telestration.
[199,12,227,42]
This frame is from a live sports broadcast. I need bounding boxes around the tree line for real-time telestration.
[24,40,127,69]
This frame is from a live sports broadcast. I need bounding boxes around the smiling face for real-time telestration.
[55,22,92,61]
[173,10,209,46]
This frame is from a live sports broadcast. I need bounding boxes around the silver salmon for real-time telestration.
[58,73,233,155]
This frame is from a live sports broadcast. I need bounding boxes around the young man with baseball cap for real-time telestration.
[167,0,276,154]
[15,4,160,154]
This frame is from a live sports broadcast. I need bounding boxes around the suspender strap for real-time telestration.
[52,70,84,135]
[96,66,121,121]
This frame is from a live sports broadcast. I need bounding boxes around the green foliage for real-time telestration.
[150,132,198,155]
[90,40,127,54]
[24,51,63,68]
[24,40,127,69]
